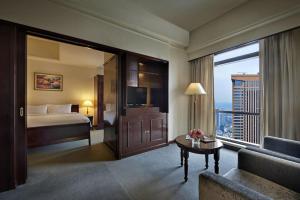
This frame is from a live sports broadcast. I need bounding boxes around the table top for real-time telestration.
[175,135,223,154]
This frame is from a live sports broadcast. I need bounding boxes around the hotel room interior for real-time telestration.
[0,0,299,200]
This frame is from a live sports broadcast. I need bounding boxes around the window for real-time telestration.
[214,42,260,144]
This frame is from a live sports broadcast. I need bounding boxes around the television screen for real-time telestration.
[127,86,147,105]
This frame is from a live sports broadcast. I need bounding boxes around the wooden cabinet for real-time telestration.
[147,113,167,146]
[94,75,104,129]
[121,116,147,155]
[120,107,167,157]
[105,52,168,159]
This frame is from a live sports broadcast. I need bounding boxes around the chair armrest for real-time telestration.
[264,136,300,158]
[238,149,300,192]
[246,146,300,163]
[199,171,271,200]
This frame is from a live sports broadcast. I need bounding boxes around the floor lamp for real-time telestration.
[185,83,206,129]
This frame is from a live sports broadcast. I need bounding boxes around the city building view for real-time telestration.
[214,43,260,144]
[216,74,260,144]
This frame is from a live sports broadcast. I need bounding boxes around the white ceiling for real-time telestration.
[52,0,190,47]
[130,0,248,31]
[54,0,248,32]
[51,0,248,47]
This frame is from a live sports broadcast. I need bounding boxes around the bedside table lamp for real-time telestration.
[83,100,93,115]
[185,83,206,128]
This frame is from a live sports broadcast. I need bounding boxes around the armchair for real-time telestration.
[199,149,300,200]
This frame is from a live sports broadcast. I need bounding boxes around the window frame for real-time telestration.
[213,41,261,145]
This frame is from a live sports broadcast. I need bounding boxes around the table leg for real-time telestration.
[184,150,189,182]
[205,154,209,169]
[180,148,183,167]
[214,149,220,174]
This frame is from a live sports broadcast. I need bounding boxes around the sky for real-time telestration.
[213,43,259,105]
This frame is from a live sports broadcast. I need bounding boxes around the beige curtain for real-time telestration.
[260,30,300,141]
[189,55,215,136]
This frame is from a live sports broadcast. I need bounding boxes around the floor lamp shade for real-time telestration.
[185,83,206,129]
[185,83,206,95]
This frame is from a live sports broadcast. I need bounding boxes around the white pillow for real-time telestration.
[27,105,47,115]
[47,104,72,114]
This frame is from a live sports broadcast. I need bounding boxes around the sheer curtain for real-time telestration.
[189,55,215,136]
[260,30,300,141]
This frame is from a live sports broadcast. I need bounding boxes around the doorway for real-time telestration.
[25,33,119,170]
[0,20,122,189]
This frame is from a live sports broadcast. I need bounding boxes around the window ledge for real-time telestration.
[216,136,260,151]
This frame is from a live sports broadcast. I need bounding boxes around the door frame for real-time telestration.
[23,26,126,160]
[3,19,125,190]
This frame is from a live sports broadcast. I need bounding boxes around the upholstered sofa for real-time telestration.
[246,136,300,163]
[199,149,300,200]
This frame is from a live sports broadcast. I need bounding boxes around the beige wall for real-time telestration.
[27,59,99,115]
[27,37,59,60]
[0,0,173,60]
[168,47,190,138]
[188,0,300,59]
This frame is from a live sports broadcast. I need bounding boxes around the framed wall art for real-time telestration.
[34,73,63,91]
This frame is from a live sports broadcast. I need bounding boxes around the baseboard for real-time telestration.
[168,139,175,144]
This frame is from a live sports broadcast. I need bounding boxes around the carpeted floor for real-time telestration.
[0,140,237,200]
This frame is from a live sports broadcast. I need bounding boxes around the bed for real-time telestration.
[27,105,91,148]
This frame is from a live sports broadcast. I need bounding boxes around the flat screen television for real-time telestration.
[127,86,147,105]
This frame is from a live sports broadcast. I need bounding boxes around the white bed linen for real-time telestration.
[27,112,90,128]
[47,104,72,114]
[104,111,116,125]
[27,105,47,115]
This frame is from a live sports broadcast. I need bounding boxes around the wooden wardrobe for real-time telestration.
[104,52,169,158]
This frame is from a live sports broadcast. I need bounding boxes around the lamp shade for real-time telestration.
[185,83,206,95]
[83,100,93,107]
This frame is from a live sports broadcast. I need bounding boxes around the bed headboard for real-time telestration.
[71,105,79,113]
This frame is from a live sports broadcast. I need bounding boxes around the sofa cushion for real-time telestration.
[246,146,300,163]
[264,136,300,158]
[200,171,271,200]
[224,168,300,200]
[238,149,300,192]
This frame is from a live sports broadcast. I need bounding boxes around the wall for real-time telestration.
[27,59,99,115]
[188,0,300,59]
[0,0,178,60]
[168,47,190,139]
[0,0,190,141]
